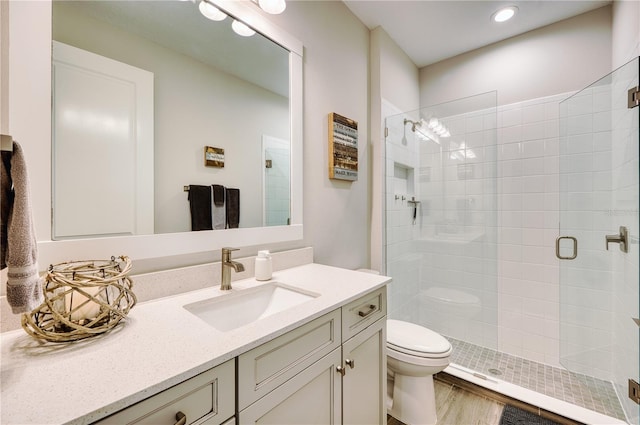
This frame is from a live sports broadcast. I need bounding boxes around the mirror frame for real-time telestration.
[38,0,303,265]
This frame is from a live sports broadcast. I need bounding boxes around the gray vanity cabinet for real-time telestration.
[91,287,386,425]
[238,287,387,424]
[342,318,386,425]
[341,288,387,425]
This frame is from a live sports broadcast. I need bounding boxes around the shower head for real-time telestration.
[403,117,450,142]
[403,118,419,133]
[404,118,434,142]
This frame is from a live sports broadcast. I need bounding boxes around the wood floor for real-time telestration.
[387,375,504,425]
[387,373,582,425]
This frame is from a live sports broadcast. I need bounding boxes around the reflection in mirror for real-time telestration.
[51,1,291,240]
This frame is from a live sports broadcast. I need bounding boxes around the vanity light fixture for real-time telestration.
[232,19,256,37]
[258,0,286,15]
[491,6,518,23]
[199,0,227,21]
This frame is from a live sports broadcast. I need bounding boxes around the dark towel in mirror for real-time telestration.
[188,185,213,231]
[212,184,225,207]
[226,188,240,229]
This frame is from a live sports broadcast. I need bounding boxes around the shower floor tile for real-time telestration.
[446,337,627,421]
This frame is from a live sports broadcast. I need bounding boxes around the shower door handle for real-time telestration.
[556,236,577,260]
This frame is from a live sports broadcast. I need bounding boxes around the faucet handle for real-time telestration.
[221,247,239,261]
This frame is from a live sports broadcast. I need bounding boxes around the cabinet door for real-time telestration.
[342,318,386,425]
[239,349,342,425]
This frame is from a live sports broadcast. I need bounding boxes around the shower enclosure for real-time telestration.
[384,91,499,351]
[384,56,639,423]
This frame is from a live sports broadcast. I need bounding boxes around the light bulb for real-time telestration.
[258,0,286,14]
[232,20,256,37]
[199,1,227,21]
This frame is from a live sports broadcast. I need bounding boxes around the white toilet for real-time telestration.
[354,269,452,424]
[387,319,452,425]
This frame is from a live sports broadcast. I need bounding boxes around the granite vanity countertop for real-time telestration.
[0,263,390,425]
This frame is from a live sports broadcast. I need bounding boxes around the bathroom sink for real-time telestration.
[184,283,319,332]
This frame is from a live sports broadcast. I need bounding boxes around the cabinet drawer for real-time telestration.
[341,287,386,342]
[95,359,235,425]
[238,309,341,410]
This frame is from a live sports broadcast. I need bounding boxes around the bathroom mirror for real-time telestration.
[52,0,293,237]
[39,0,303,263]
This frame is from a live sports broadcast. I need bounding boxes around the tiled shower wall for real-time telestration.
[495,93,570,368]
[386,93,574,369]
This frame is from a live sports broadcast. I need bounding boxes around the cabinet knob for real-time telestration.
[175,411,187,425]
[345,358,355,369]
[336,366,346,376]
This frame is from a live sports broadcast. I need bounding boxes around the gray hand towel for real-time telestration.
[212,185,226,230]
[1,141,44,314]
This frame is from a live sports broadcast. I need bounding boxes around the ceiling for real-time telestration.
[343,0,611,68]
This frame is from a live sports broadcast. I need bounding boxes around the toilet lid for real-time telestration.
[387,320,451,357]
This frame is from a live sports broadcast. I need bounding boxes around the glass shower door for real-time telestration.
[384,92,498,352]
[558,57,639,423]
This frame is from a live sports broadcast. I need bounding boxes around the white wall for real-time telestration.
[53,4,289,232]
[266,1,371,269]
[612,0,640,68]
[419,6,612,108]
[369,27,420,273]
[7,1,52,244]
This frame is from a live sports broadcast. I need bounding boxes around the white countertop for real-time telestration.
[0,263,390,425]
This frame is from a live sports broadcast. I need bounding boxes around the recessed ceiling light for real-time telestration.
[492,6,518,23]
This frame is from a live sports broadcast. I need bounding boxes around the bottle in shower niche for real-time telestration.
[255,250,272,281]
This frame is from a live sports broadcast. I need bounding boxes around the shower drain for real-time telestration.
[488,368,502,376]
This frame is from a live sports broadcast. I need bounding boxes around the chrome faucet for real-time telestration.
[221,247,245,290]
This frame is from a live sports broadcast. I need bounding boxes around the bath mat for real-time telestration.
[499,405,562,425]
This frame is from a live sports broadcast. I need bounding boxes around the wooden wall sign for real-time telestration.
[204,146,225,167]
[328,112,358,181]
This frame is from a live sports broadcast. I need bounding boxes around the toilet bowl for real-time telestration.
[387,319,452,425]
